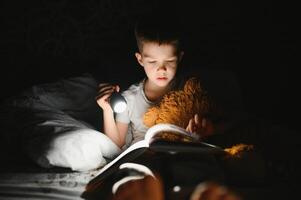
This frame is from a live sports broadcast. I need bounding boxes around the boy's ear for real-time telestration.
[135,52,144,66]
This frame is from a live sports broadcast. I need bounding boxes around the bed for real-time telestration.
[0,71,299,200]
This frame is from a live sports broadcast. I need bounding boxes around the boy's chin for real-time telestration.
[155,80,170,87]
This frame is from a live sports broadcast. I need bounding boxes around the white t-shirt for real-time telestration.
[115,79,156,146]
[115,78,183,147]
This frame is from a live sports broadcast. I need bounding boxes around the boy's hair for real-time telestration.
[134,15,182,53]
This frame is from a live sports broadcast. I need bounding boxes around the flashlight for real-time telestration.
[110,92,127,113]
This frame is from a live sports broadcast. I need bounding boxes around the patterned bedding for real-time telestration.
[0,171,96,200]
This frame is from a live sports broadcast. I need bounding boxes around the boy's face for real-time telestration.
[135,42,183,88]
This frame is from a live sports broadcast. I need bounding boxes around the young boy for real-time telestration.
[96,16,208,148]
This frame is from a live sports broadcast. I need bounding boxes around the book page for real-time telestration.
[94,140,148,177]
[94,124,204,178]
[144,123,200,144]
[92,123,224,180]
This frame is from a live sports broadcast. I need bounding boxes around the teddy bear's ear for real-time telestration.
[143,107,160,127]
[184,77,202,94]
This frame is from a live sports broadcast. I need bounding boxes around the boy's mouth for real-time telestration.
[157,77,167,81]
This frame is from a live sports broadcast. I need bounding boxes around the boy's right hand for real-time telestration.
[186,114,215,139]
[96,83,120,112]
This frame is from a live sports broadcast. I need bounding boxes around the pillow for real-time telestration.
[29,126,121,171]
[45,129,120,171]
[18,106,120,171]
[0,73,121,171]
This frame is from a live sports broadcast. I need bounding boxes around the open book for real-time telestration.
[83,123,226,198]
[94,123,224,178]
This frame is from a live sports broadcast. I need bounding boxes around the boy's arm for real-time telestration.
[103,109,128,148]
[116,121,129,147]
[96,83,128,148]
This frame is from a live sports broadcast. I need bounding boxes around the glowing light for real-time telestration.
[110,92,127,113]
[113,101,127,113]
[173,185,181,192]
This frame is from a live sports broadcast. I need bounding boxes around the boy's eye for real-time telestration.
[148,61,156,64]
[167,60,177,63]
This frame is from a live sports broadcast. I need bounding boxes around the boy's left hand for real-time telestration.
[186,114,215,139]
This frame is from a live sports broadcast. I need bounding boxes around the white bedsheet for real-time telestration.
[0,171,98,200]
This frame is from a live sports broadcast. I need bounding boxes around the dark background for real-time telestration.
[1,0,299,132]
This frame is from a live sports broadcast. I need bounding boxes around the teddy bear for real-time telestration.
[143,77,255,157]
[143,77,219,139]
[143,77,253,148]
[143,77,263,184]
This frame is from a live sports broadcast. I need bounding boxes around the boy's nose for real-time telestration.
[157,65,167,71]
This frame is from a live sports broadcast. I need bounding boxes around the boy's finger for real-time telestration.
[98,83,120,91]
[186,119,193,132]
[98,83,111,87]
[97,87,114,95]
[95,93,110,101]
[115,85,120,92]
[98,85,114,93]
[95,90,114,100]
[194,114,199,125]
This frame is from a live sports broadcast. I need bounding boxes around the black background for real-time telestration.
[1,0,299,132]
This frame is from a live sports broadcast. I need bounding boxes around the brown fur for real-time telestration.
[143,77,215,129]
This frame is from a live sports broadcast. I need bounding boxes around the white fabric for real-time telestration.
[45,128,121,171]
